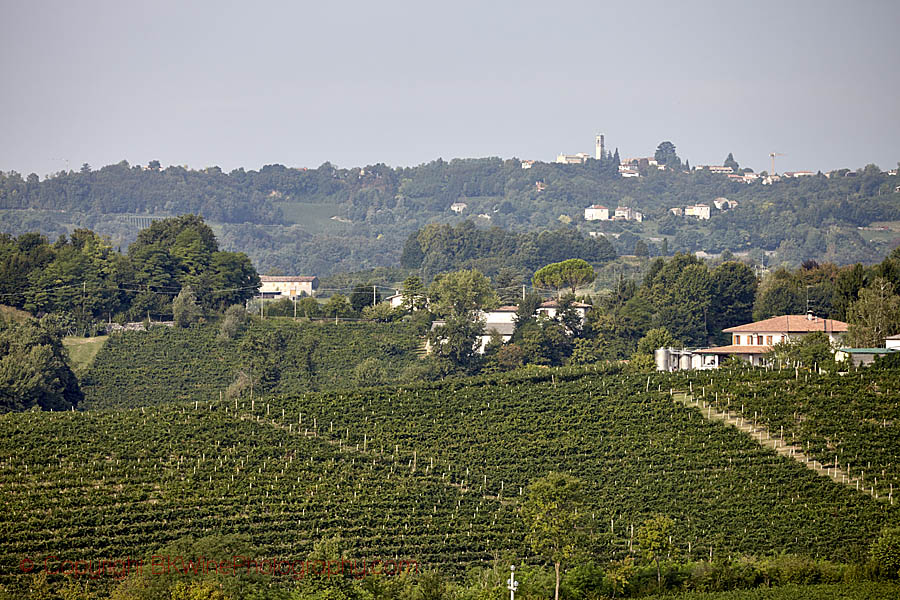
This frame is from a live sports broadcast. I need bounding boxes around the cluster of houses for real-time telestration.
[584,205,644,222]
[655,313,900,371]
[668,197,739,220]
[430,299,593,354]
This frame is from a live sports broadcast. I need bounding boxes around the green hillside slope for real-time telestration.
[2,369,897,596]
[80,320,425,409]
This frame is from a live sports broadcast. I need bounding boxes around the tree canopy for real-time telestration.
[532,259,596,296]
[520,472,587,600]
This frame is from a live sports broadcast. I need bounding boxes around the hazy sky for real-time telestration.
[2,0,898,177]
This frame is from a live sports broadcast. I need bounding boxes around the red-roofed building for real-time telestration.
[694,314,848,366]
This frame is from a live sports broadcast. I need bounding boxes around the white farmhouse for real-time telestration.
[685,204,711,220]
[584,205,610,221]
[259,276,318,298]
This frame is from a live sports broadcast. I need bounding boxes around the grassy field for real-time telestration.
[858,221,900,244]
[275,201,351,232]
[62,335,108,374]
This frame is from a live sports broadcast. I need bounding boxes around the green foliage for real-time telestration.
[567,337,605,366]
[870,527,900,579]
[724,153,740,172]
[532,259,596,296]
[636,328,677,355]
[413,221,615,281]
[173,285,202,327]
[428,269,499,318]
[323,294,353,318]
[847,277,900,347]
[655,141,681,168]
[427,312,485,370]
[0,316,83,412]
[513,317,574,367]
[521,472,588,600]
[768,331,835,370]
[80,320,425,408]
[353,357,387,387]
[643,254,713,345]
[625,352,657,373]
[361,302,397,322]
[350,284,380,313]
[3,367,900,597]
[4,158,900,279]
[637,515,675,583]
[401,276,427,312]
[710,262,758,337]
[217,304,249,341]
[0,217,259,325]
[753,272,804,321]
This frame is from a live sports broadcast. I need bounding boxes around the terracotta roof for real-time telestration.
[723,315,848,334]
[695,345,771,355]
[259,275,317,282]
[587,204,607,209]
[490,306,520,312]
[887,333,900,340]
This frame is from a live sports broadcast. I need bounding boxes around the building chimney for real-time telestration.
[806,311,814,321]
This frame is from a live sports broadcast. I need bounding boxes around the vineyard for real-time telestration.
[0,401,516,594]
[80,319,425,409]
[2,366,899,596]
[661,368,900,501]
[640,582,900,599]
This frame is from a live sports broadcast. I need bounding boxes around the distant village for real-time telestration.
[447,133,863,221]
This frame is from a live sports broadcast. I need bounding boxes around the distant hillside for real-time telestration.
[80,319,426,409]
[2,158,898,275]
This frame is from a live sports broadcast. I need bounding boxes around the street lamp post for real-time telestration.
[507,565,519,600]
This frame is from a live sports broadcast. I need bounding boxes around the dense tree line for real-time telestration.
[422,246,900,374]
[0,215,259,330]
[401,220,617,280]
[2,155,897,276]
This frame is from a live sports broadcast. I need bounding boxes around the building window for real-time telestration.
[766,335,773,345]
[734,335,740,345]
[757,335,763,345]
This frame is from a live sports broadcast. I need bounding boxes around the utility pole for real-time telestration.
[373,284,377,307]
[81,281,86,336]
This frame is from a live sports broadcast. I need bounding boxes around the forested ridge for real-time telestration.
[2,155,898,275]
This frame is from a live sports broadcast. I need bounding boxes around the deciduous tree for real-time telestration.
[847,277,900,347]
[637,515,674,585]
[520,472,587,600]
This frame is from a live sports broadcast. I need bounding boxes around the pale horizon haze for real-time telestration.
[1,0,899,178]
